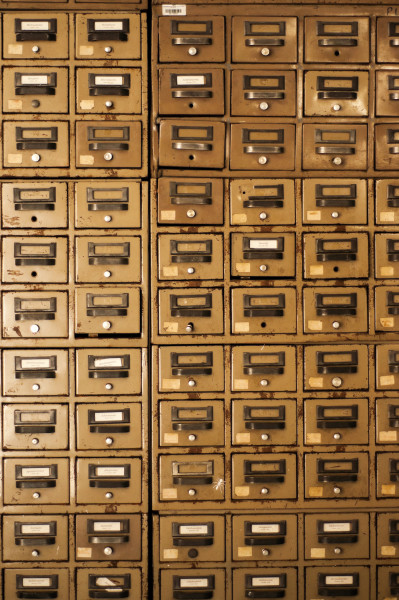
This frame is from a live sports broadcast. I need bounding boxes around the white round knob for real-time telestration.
[104,546,113,555]
[104,270,112,278]
[187,209,196,218]
[31,550,40,557]
[105,437,113,446]
[258,156,268,165]
[104,215,112,223]
[105,492,113,499]
[185,323,193,332]
[333,432,342,440]
[105,100,113,108]
[187,267,195,274]
[261,47,270,56]
[188,434,197,441]
[259,102,269,111]
[188,488,196,496]
[102,321,112,330]
[261,548,270,556]
[104,46,113,53]
[32,384,40,391]
[261,433,269,441]
[32,492,40,499]
[30,324,40,334]
[32,45,40,53]
[331,211,339,218]
[333,486,342,495]
[188,47,197,56]
[333,156,343,166]
[31,438,39,445]
[31,154,41,162]
[260,379,269,387]
[188,379,196,387]
[334,547,342,554]
[332,377,343,388]
[259,264,268,272]
[333,104,342,111]
[261,487,269,495]
[259,212,267,220]
[105,383,113,390]
[332,321,340,329]
[104,152,113,161]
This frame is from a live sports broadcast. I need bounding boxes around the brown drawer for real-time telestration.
[377,17,399,63]
[232,514,298,561]
[377,512,399,558]
[231,233,296,279]
[76,121,142,169]
[158,454,225,503]
[303,233,369,280]
[304,398,369,446]
[233,568,297,600]
[231,345,297,392]
[75,235,141,283]
[159,515,225,562]
[375,233,399,279]
[230,179,295,226]
[159,120,225,169]
[2,181,68,229]
[75,180,142,229]
[158,288,224,336]
[375,124,399,170]
[231,70,296,117]
[3,457,70,505]
[232,399,297,446]
[160,569,226,600]
[74,287,141,336]
[303,286,368,334]
[76,348,142,396]
[75,514,141,561]
[158,234,224,281]
[3,13,69,59]
[303,124,367,171]
[76,457,142,505]
[158,178,224,225]
[158,346,224,393]
[158,17,225,63]
[231,287,297,335]
[375,286,399,332]
[3,515,69,562]
[2,236,68,283]
[75,14,141,60]
[230,124,295,171]
[304,17,369,63]
[376,344,399,391]
[76,569,141,600]
[76,402,142,450]
[3,66,69,114]
[159,68,224,115]
[3,349,69,396]
[302,178,367,225]
[232,17,297,63]
[304,344,369,391]
[76,67,141,114]
[376,70,399,117]
[304,71,368,117]
[376,179,399,226]
[232,453,297,501]
[304,452,369,499]
[2,291,68,338]
[305,567,370,600]
[4,569,69,600]
[376,452,399,498]
[376,398,399,445]
[159,399,225,448]
[304,513,370,560]
[3,121,69,168]
[3,403,69,450]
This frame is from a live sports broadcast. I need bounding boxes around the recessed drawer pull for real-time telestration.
[245,37,284,46]
[244,91,284,100]
[172,90,212,98]
[88,535,129,544]
[319,37,357,46]
[316,350,358,374]
[172,37,212,45]
[172,142,212,151]
[243,352,285,375]
[244,145,283,154]
[317,458,358,483]
[316,146,355,155]
[244,459,286,484]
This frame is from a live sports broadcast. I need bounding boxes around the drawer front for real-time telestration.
[231,70,296,117]
[305,452,369,499]
[159,68,225,115]
[376,70,399,116]
[232,453,297,500]
[159,515,225,562]
[76,348,142,396]
[233,567,297,600]
[75,236,141,283]
[304,398,369,446]
[231,287,297,335]
[3,458,70,504]
[76,121,142,169]
[376,179,399,225]
[377,512,399,558]
[305,17,370,63]
[376,398,399,445]
[74,287,141,336]
[375,286,399,332]
[4,569,69,600]
[3,121,69,168]
[232,514,298,561]
[76,457,142,505]
[303,233,369,279]
[158,454,225,502]
[3,13,69,59]
[377,17,399,63]
[305,566,370,600]
[158,234,224,281]
[303,286,368,334]
[230,124,295,171]
[304,344,369,391]
[232,17,297,63]
[75,514,141,561]
[231,345,297,392]
[304,71,368,117]
[158,346,224,392]
[3,349,69,396]
[159,400,225,448]
[2,182,68,229]
[232,399,297,446]
[3,403,68,450]
[159,120,225,168]
[376,124,399,170]
[75,14,141,60]
[376,344,399,390]
[76,402,142,450]
[376,233,399,279]
[303,124,368,170]
[304,512,370,560]
[302,178,367,225]
[158,288,224,336]
[76,569,141,600]
[3,67,69,114]
[377,452,399,498]
[2,236,68,283]
[3,515,69,561]
[160,569,226,600]
[231,233,296,278]
[76,67,141,114]
[158,178,224,225]
[75,180,142,229]
[230,179,295,226]
[158,17,225,63]
[2,291,68,339]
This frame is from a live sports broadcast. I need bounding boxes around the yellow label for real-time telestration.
[7,154,22,164]
[381,484,396,496]
[8,44,23,54]
[161,210,176,221]
[164,433,179,444]
[309,377,324,388]
[237,546,253,557]
[308,486,323,497]
[163,549,179,559]
[235,486,250,497]
[80,99,95,110]
[77,547,92,558]
[79,45,94,55]
[162,379,180,390]
[307,433,322,444]
[234,379,248,390]
[380,317,395,328]
[236,262,251,273]
[236,433,251,444]
[163,266,179,277]
[311,547,326,558]
[380,375,395,387]
[308,320,323,331]
[310,265,324,276]
[163,322,178,333]
[380,211,395,222]
[162,488,178,499]
[234,322,250,333]
[381,545,396,556]
[379,430,398,442]
[79,155,95,165]
[307,210,321,221]
[8,100,22,110]
[381,266,394,277]
[232,213,247,224]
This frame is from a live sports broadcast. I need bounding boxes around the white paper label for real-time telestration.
[96,578,118,587]
[22,578,51,587]
[179,525,209,535]
[94,411,124,422]
[325,576,354,586]
[176,75,205,86]
[252,577,280,587]
[94,21,123,31]
[21,21,50,31]
[94,357,123,368]
[21,524,51,534]
[323,522,351,533]
[251,523,280,534]
[96,466,126,477]
[162,4,187,15]
[249,239,278,250]
[93,521,122,532]
[180,579,208,588]
[94,76,124,86]
[20,358,51,369]
[21,75,49,85]
[21,467,51,477]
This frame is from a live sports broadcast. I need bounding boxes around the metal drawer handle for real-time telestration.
[245,37,284,46]
[318,38,357,46]
[172,142,212,151]
[88,143,129,151]
[172,90,212,98]
[316,146,355,155]
[172,37,212,45]
[16,537,56,546]
[88,535,129,544]
[244,145,283,154]
[244,91,284,100]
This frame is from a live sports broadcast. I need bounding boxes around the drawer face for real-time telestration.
[232,399,297,446]
[232,453,297,500]
[376,179,399,225]
[304,344,369,391]
[230,124,295,171]
[3,515,69,561]
[232,514,298,561]
[76,236,141,283]
[304,71,368,117]
[76,348,142,396]
[303,124,368,170]
[3,13,69,59]
[76,121,142,169]
[159,120,225,168]
[76,402,142,450]
[303,233,369,279]
[159,515,225,562]
[375,233,399,279]
[74,287,141,336]
[158,288,224,336]
[231,287,297,335]
[158,454,225,502]
[230,179,296,226]
[76,457,142,505]
[3,403,69,450]
[377,452,399,498]
[76,569,141,600]
[302,178,367,225]
[75,14,141,60]
[2,291,68,339]
[305,567,370,600]
[377,566,399,600]
[76,67,141,114]
[233,568,297,600]
[377,17,399,63]
[158,17,225,63]
[158,234,224,281]
[159,68,225,115]
[160,569,225,600]
[377,512,399,558]
[158,178,224,225]
[232,17,297,63]
[304,513,370,560]
[159,400,225,448]
[3,349,69,396]
[2,236,68,283]
[231,345,297,392]
[158,346,224,392]
[376,70,399,116]
[3,121,69,168]
[4,569,69,600]
[3,457,70,504]
[2,182,68,229]
[375,286,399,332]
[231,233,296,278]
[303,286,368,334]
[376,398,399,445]
[304,17,370,63]
[75,181,141,229]
[304,452,369,499]
[376,344,399,390]
[304,398,369,446]
[375,124,399,170]
[75,514,141,561]
[3,66,69,114]
[231,70,296,117]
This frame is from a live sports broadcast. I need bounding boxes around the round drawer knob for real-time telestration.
[105,383,113,390]
[332,156,343,166]
[259,102,269,111]
[32,384,40,391]
[104,215,112,223]
[104,46,113,53]
[32,492,41,499]
[188,47,198,56]
[104,152,113,161]
[261,47,271,56]
[104,271,112,278]
[102,321,112,330]
[333,432,342,440]
[258,156,268,165]
[105,437,114,445]
[187,209,196,218]
[31,154,41,163]
[32,45,40,53]
[332,377,343,388]
[31,438,39,445]
[104,546,113,555]
[259,212,267,220]
[188,434,197,441]
[188,488,196,496]
[105,100,113,108]
[260,379,269,387]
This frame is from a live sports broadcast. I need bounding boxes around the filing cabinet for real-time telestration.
[158,234,224,281]
[375,124,399,170]
[76,402,142,450]
[305,71,368,117]
[303,286,368,334]
[158,288,224,336]
[376,179,399,225]
[3,13,69,59]
[375,233,399,279]
[3,121,70,169]
[304,344,368,390]
[232,399,297,446]
[3,349,69,396]
[304,398,369,445]
[232,452,297,500]
[75,348,142,396]
[158,68,225,116]
[376,71,399,117]
[303,124,367,170]
[3,457,70,504]
[158,178,224,225]
[375,287,399,332]
[75,14,141,60]
[376,452,399,498]
[74,287,141,336]
[75,514,142,561]
[75,180,142,229]
[230,179,296,225]
[231,17,297,63]
[377,566,399,600]
[76,569,141,600]
[231,514,298,561]
[158,17,225,63]
[3,67,69,114]
[2,181,68,229]
[4,568,69,600]
[2,291,68,339]
[231,287,297,335]
[158,120,225,168]
[376,344,399,390]
[158,454,225,502]
[3,515,69,561]
[75,236,141,283]
[302,178,367,225]
[304,17,370,63]
[230,124,295,171]
[303,233,369,279]
[304,513,370,559]
[231,70,296,117]
[159,569,225,600]
[376,398,399,444]
[377,17,399,63]
[377,513,399,558]
[233,567,297,600]
[159,400,225,447]
[76,457,142,504]
[304,452,369,499]
[231,345,297,391]
[76,121,142,169]
[158,346,224,392]
[231,233,296,278]
[159,515,225,562]
[2,236,68,283]
[76,68,141,114]
[3,403,69,450]
[305,566,369,600]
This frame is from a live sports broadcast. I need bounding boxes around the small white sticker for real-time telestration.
[22,578,51,588]
[20,358,51,369]
[94,21,123,31]
[96,466,126,477]
[21,467,51,477]
[176,75,205,86]
[94,411,124,422]
[252,577,280,587]
[94,357,123,368]
[325,576,354,586]
[20,75,49,85]
[93,521,122,532]
[162,4,187,15]
[180,579,208,588]
[179,525,208,535]
[21,524,51,534]
[323,522,351,533]
[94,76,124,86]
[251,523,280,534]
[21,21,50,31]
[249,239,278,250]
